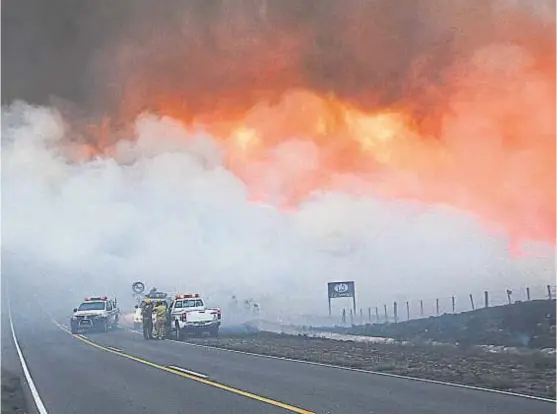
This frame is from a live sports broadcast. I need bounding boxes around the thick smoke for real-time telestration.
[2,0,555,317]
[2,105,554,315]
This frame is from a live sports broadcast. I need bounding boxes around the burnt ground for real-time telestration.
[1,369,28,414]
[185,332,556,399]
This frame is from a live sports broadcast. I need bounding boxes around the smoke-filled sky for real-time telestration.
[2,0,555,316]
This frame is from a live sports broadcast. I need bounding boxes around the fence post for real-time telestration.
[420,300,424,317]
[375,306,379,323]
[349,308,354,325]
[368,307,372,322]
[484,291,489,308]
[342,308,346,324]
[436,298,440,316]
[406,301,410,320]
[393,302,398,323]
[526,287,531,301]
[469,294,475,310]
[548,285,553,300]
[360,308,363,324]
[452,296,455,313]
[384,304,388,322]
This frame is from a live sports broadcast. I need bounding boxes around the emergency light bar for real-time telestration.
[175,293,200,299]
[85,296,108,301]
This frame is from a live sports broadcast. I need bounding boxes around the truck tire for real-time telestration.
[101,319,109,333]
[70,322,78,334]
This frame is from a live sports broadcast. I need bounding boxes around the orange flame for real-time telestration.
[69,1,555,247]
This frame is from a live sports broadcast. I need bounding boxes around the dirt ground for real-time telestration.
[1,369,27,414]
[186,332,556,399]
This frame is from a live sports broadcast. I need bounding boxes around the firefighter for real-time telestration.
[153,300,167,340]
[141,299,154,340]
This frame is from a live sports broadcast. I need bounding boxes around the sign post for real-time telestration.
[327,281,356,316]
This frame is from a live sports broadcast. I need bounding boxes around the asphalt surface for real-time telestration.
[3,287,556,414]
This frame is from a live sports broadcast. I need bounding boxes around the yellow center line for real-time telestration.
[56,323,313,413]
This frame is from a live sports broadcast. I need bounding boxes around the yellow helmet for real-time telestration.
[144,298,152,304]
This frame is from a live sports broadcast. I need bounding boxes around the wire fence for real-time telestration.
[335,284,557,326]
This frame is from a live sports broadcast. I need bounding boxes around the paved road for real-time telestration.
[3,289,556,413]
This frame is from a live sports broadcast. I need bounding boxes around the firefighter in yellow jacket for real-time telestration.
[153,301,167,339]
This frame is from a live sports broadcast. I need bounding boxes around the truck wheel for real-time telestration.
[101,319,109,333]
[70,322,78,334]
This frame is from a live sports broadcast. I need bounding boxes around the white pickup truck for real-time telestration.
[70,296,119,334]
[168,294,221,340]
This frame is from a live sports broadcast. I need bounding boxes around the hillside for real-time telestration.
[310,299,556,349]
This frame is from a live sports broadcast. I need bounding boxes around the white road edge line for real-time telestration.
[167,365,208,379]
[105,346,123,353]
[78,334,88,340]
[164,338,556,404]
[8,300,49,414]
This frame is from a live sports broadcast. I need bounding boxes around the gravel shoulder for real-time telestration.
[186,332,556,399]
[1,369,28,414]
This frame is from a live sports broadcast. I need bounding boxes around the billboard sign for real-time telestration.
[328,281,355,299]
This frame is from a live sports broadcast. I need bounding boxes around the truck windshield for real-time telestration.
[78,302,105,311]
[174,299,203,309]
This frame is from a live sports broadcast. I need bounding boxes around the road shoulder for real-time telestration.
[1,368,28,414]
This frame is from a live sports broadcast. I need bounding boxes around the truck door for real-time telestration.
[172,300,184,322]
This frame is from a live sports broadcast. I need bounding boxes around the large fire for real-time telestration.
[64,1,555,247]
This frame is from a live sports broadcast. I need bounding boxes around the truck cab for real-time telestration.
[169,293,221,340]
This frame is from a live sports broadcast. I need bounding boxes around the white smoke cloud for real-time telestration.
[2,102,554,318]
